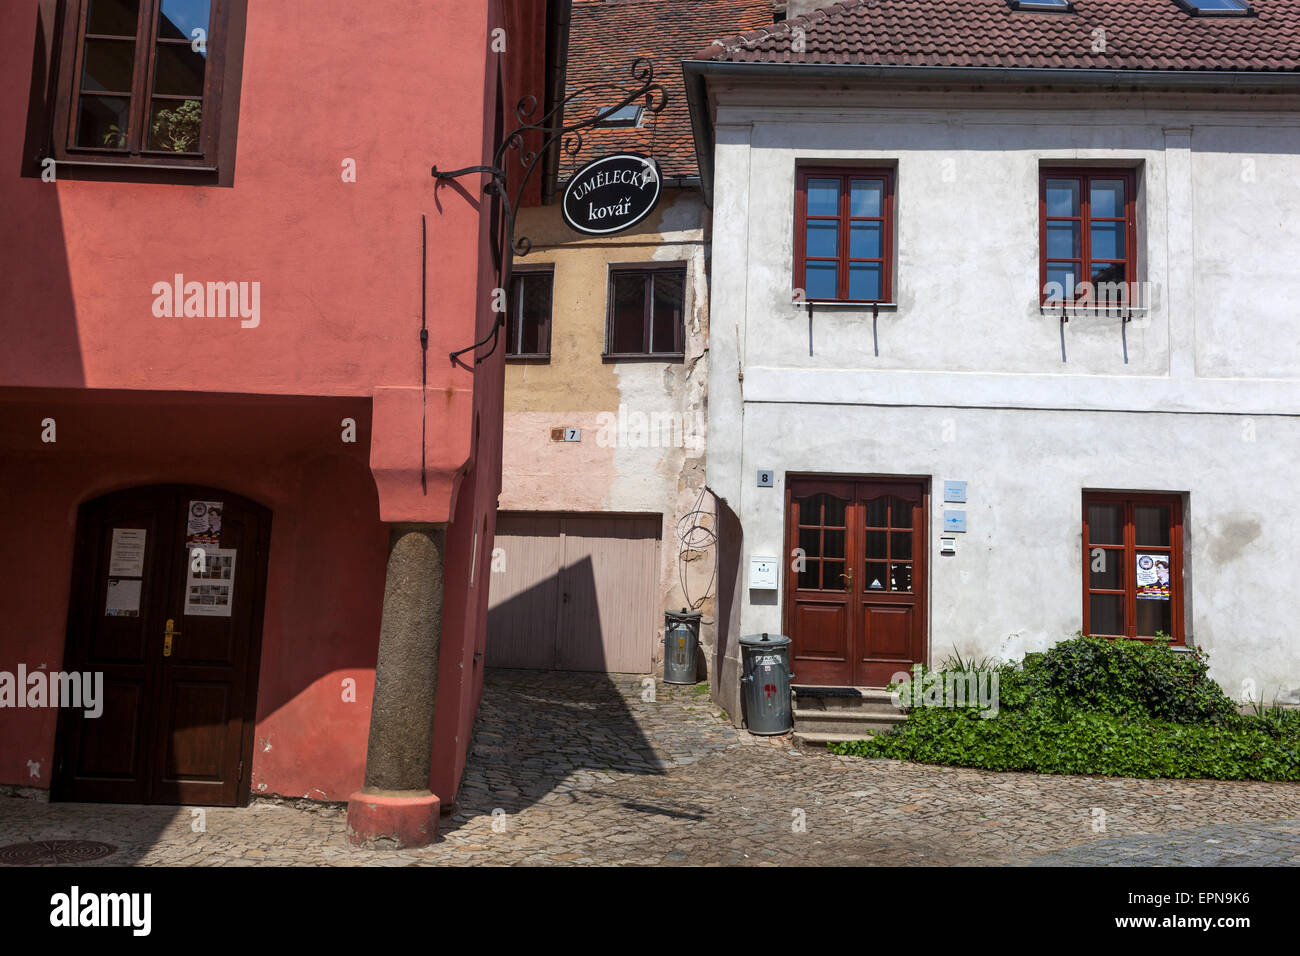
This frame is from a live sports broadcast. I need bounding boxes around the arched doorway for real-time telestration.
[53,485,271,806]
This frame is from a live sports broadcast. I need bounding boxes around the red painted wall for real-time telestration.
[0,0,550,804]
[0,392,387,800]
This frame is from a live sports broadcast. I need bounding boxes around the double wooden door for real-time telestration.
[785,477,928,686]
[54,486,270,806]
[486,513,661,672]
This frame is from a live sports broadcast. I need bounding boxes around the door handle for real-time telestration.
[163,618,181,657]
[840,569,853,586]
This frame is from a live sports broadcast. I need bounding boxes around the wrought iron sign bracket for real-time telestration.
[433,58,666,369]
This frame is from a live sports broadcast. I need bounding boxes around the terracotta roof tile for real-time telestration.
[698,0,1300,72]
[563,0,773,180]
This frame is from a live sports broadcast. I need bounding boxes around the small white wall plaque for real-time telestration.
[749,555,779,589]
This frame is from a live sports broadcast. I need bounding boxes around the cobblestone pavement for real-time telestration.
[1026,819,1300,866]
[1,670,1298,866]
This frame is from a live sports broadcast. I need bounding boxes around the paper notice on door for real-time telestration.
[183,547,236,617]
[186,500,223,551]
[108,528,147,577]
[104,578,142,617]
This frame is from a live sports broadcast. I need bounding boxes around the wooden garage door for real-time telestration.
[487,514,660,673]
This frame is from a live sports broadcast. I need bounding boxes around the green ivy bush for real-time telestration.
[830,636,1300,781]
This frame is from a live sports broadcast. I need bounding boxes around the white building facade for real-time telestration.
[686,3,1300,720]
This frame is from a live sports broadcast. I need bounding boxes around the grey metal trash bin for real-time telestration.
[663,609,702,684]
[739,633,794,735]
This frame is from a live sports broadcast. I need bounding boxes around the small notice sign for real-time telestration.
[104,578,142,617]
[108,528,147,577]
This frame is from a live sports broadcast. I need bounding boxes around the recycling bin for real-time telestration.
[663,609,702,684]
[739,632,794,735]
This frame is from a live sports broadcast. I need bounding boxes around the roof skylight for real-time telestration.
[1008,0,1073,11]
[1175,0,1253,14]
[595,104,644,128]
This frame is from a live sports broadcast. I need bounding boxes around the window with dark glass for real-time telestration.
[1041,168,1137,306]
[1083,492,1185,644]
[51,0,243,171]
[794,167,894,303]
[506,270,553,358]
[605,266,685,358]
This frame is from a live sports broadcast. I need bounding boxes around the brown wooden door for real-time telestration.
[54,486,270,806]
[786,477,928,686]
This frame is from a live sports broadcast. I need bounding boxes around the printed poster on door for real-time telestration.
[186,500,223,551]
[1135,552,1170,601]
[184,547,236,617]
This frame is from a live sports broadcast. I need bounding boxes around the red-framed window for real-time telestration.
[1082,492,1185,644]
[794,167,894,303]
[1040,168,1137,305]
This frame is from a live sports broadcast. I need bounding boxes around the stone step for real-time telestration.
[793,707,906,735]
[793,684,895,700]
[792,686,902,715]
[792,730,874,749]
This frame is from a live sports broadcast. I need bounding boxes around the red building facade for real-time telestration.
[0,0,556,846]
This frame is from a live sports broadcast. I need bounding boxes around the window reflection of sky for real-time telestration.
[160,0,210,53]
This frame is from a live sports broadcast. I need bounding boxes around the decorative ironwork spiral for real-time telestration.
[515,92,540,125]
[435,56,671,367]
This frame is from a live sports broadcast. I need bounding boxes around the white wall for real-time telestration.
[707,89,1300,703]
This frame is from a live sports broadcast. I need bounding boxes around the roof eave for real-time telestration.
[682,58,1300,204]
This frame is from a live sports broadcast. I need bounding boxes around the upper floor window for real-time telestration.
[50,0,244,173]
[1083,492,1185,644]
[1040,168,1136,306]
[507,270,553,359]
[605,265,685,359]
[795,167,894,304]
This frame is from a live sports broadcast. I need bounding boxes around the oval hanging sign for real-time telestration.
[561,153,662,236]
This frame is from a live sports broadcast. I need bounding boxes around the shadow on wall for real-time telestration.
[6,4,84,390]
[711,496,745,728]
